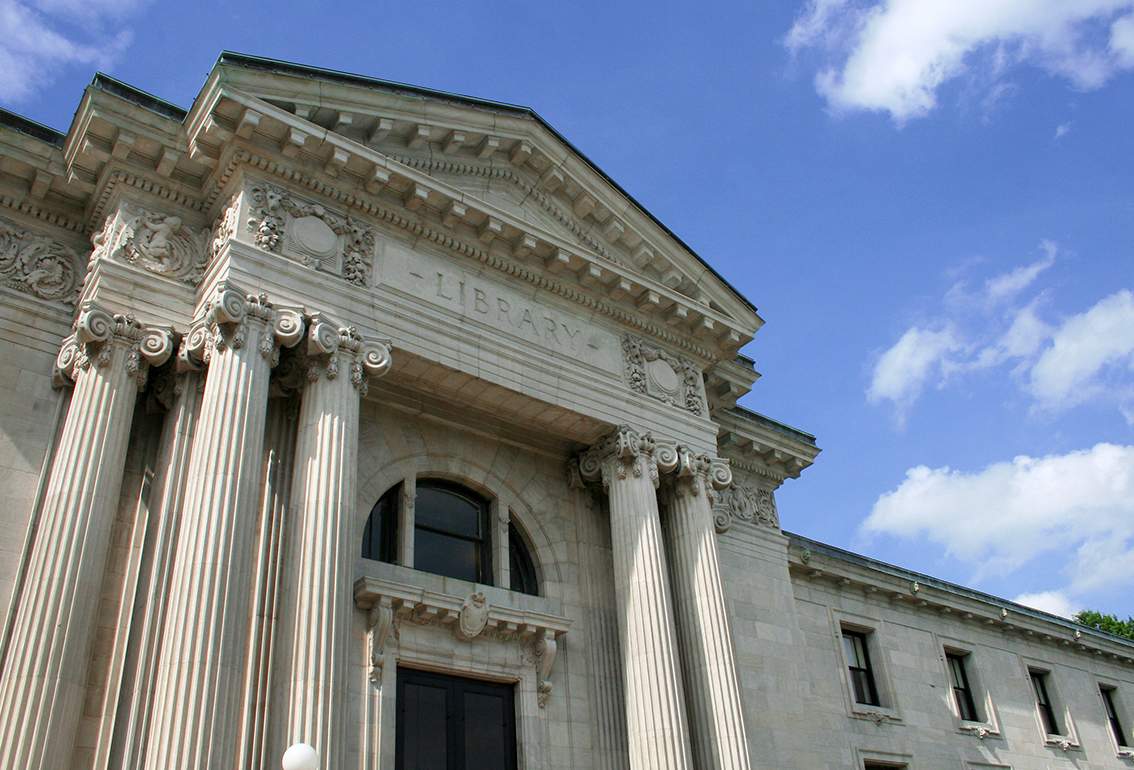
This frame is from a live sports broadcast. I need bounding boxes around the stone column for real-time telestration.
[660,449,751,770]
[113,335,205,770]
[578,426,693,770]
[142,289,303,770]
[282,317,392,766]
[0,306,172,770]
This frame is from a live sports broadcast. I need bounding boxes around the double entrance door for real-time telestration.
[396,667,517,770]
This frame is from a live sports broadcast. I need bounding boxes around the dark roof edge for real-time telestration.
[91,73,188,122]
[728,405,817,445]
[217,51,759,317]
[784,531,1134,650]
[0,108,65,148]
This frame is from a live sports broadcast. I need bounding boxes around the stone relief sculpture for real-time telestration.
[0,218,79,304]
[622,333,705,416]
[456,592,490,640]
[712,483,778,532]
[247,183,375,288]
[92,203,209,286]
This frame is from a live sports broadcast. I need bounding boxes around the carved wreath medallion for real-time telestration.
[622,333,705,415]
[247,182,375,287]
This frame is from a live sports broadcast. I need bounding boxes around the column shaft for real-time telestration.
[0,310,167,770]
[281,320,390,766]
[582,428,693,770]
[144,293,295,770]
[664,457,751,770]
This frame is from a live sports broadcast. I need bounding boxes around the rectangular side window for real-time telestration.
[1101,685,1129,748]
[1030,669,1061,736]
[946,651,980,722]
[842,629,880,707]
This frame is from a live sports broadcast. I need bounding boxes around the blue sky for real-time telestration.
[4,0,1133,618]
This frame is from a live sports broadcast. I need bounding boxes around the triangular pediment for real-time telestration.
[203,55,759,330]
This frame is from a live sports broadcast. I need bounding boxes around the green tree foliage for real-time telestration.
[1074,609,1134,640]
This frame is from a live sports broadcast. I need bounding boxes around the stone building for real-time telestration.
[0,52,1131,770]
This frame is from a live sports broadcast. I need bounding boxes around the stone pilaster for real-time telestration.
[0,306,172,770]
[142,289,303,770]
[281,317,392,766]
[578,426,693,770]
[660,448,751,770]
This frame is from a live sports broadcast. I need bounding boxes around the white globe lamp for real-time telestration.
[282,742,320,770]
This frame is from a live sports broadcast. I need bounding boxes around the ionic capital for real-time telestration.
[198,286,304,366]
[303,314,392,396]
[577,425,665,489]
[54,304,173,388]
[660,445,732,500]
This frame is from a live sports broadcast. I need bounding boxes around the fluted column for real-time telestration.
[661,449,751,770]
[282,317,392,766]
[0,306,172,770]
[115,340,205,770]
[578,426,693,770]
[143,289,304,770]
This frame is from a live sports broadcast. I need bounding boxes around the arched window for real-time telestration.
[508,519,539,597]
[361,482,399,563]
[413,480,492,584]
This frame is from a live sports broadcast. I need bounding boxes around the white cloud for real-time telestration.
[867,326,961,424]
[864,443,1134,594]
[1029,289,1134,408]
[1055,121,1073,139]
[984,241,1056,305]
[1013,590,1078,618]
[787,0,1134,122]
[0,0,135,103]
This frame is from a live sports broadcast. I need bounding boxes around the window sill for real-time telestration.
[1117,747,1134,759]
[1042,734,1080,752]
[958,721,999,739]
[849,704,901,724]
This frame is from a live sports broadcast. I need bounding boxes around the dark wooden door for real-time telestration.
[396,667,517,770]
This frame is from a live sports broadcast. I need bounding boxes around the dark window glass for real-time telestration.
[508,521,539,596]
[362,483,399,563]
[396,668,516,770]
[1030,670,1061,735]
[947,652,980,722]
[842,629,880,706]
[413,480,492,584]
[1102,685,1129,747]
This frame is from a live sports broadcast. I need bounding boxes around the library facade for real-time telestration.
[0,53,1132,770]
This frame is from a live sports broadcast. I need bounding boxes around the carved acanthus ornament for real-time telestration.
[247,182,375,287]
[53,305,173,389]
[712,483,779,533]
[91,203,209,285]
[302,316,392,396]
[0,217,79,304]
[622,334,705,416]
[208,193,240,265]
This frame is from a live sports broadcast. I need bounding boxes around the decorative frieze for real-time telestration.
[91,203,209,286]
[712,483,779,532]
[622,333,705,416]
[247,182,375,287]
[0,216,79,303]
[355,577,571,706]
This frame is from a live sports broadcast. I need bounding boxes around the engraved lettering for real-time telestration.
[497,298,512,324]
[562,324,580,348]
[519,308,539,337]
[543,316,560,344]
[436,272,454,301]
[474,288,490,314]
